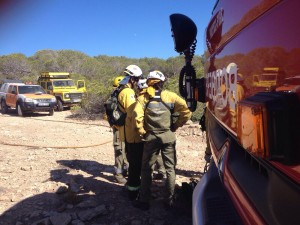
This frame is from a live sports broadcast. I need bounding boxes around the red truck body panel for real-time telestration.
[197,0,300,224]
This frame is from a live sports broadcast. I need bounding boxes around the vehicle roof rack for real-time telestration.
[40,72,70,79]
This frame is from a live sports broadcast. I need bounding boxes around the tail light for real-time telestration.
[237,92,300,164]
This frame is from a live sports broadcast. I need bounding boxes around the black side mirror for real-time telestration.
[170,13,197,53]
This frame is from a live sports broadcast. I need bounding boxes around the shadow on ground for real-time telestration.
[0,159,198,225]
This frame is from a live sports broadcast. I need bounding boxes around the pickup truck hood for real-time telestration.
[21,93,55,99]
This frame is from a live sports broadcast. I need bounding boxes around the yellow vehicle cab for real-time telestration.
[38,72,86,111]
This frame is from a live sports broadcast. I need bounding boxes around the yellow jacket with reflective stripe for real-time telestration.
[117,84,142,143]
[133,89,192,140]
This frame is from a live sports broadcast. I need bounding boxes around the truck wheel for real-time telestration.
[1,100,8,114]
[17,104,24,117]
[57,100,63,111]
[49,108,54,116]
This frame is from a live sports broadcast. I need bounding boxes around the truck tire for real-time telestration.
[57,99,63,111]
[49,108,54,116]
[17,104,24,117]
[1,100,8,114]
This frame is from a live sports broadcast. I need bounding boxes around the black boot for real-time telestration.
[164,197,175,210]
[122,169,128,178]
[132,200,150,210]
[128,190,139,201]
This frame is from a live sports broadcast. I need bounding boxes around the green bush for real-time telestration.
[191,103,205,122]
[70,80,112,119]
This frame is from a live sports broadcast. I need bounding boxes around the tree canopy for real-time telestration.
[0,49,205,120]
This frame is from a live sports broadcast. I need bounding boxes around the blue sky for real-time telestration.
[0,0,215,59]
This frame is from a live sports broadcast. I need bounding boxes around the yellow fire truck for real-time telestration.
[38,72,86,111]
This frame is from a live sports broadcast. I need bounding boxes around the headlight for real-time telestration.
[51,98,57,102]
[64,93,70,98]
[24,98,33,103]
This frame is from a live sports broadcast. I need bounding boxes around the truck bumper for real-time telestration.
[21,102,56,112]
[62,100,82,105]
[192,160,243,225]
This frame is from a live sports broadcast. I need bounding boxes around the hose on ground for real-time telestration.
[0,139,112,149]
[0,115,112,149]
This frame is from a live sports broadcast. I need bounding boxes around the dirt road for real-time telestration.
[0,110,207,225]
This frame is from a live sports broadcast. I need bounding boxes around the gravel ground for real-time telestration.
[0,110,207,225]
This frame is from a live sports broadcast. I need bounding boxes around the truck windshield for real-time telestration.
[19,86,46,94]
[53,80,75,87]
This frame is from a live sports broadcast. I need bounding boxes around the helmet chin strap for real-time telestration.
[128,77,135,88]
[153,81,163,90]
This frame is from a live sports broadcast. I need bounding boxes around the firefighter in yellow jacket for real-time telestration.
[132,70,192,210]
[137,79,166,181]
[117,64,143,200]
[111,76,128,184]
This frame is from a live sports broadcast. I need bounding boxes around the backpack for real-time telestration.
[144,91,175,130]
[104,86,127,126]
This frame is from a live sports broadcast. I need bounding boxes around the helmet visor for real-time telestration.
[119,76,130,85]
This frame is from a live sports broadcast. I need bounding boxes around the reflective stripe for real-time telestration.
[127,185,140,191]
[124,69,133,76]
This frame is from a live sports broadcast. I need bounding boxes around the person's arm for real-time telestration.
[172,93,192,131]
[133,96,146,136]
[119,88,136,113]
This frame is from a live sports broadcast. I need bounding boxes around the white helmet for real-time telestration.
[226,62,238,74]
[124,65,143,77]
[137,79,148,89]
[147,70,165,81]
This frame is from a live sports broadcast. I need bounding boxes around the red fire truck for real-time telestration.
[170,0,300,224]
